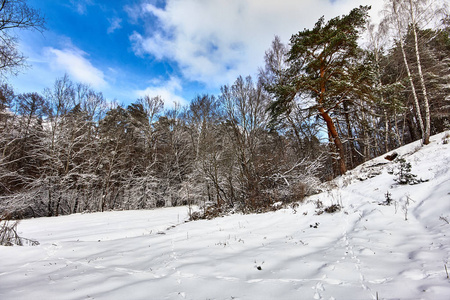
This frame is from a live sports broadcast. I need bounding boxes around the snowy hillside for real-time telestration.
[1,131,449,300]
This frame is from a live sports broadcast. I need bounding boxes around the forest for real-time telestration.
[0,1,449,219]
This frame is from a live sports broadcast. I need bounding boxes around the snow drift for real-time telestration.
[0,131,449,300]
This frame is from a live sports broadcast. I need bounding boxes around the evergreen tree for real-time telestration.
[269,6,371,175]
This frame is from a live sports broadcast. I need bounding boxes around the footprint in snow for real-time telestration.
[312,281,325,299]
[315,282,325,291]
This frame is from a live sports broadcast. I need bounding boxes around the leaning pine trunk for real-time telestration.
[319,107,347,175]
[319,66,347,175]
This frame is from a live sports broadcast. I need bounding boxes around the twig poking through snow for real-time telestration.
[439,216,449,225]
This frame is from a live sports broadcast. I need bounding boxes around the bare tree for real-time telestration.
[259,36,289,89]
[137,94,163,158]
[0,82,13,127]
[0,0,45,76]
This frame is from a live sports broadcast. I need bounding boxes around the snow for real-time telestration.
[1,131,450,300]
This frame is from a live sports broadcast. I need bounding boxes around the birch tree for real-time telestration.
[382,0,448,144]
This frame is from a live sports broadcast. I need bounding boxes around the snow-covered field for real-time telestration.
[1,132,450,300]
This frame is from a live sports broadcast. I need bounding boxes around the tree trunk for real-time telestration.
[343,101,356,168]
[409,0,430,144]
[384,110,390,153]
[73,195,79,214]
[393,1,425,142]
[319,107,347,175]
[318,65,346,175]
[406,113,418,142]
[47,188,53,217]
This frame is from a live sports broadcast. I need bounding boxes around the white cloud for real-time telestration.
[69,0,94,15]
[107,17,123,34]
[130,0,384,88]
[134,77,188,109]
[46,47,108,89]
[9,35,111,95]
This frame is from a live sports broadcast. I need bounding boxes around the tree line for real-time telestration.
[0,0,449,218]
[0,75,324,217]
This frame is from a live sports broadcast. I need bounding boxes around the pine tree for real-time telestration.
[269,6,371,175]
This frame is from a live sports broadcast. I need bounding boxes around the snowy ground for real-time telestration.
[1,131,450,300]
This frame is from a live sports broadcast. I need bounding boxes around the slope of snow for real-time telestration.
[1,131,449,300]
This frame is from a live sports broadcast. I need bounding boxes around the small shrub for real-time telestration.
[189,211,203,221]
[0,214,39,246]
[324,204,341,213]
[290,202,299,214]
[189,203,231,221]
[315,200,323,209]
[402,194,415,221]
[203,205,225,219]
[0,218,22,246]
[316,203,341,215]
[379,191,393,206]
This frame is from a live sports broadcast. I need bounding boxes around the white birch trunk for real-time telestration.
[393,0,425,141]
[409,0,431,144]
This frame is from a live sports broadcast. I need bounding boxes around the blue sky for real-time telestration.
[9,0,383,108]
